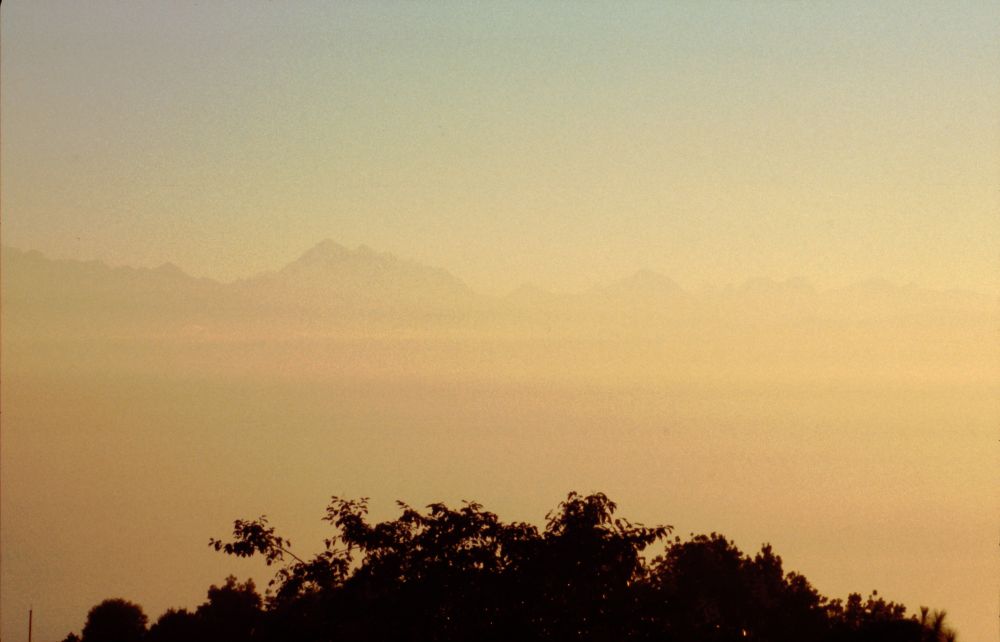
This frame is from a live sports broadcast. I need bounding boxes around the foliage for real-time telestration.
[81,598,147,642]
[145,609,198,642]
[65,492,957,642]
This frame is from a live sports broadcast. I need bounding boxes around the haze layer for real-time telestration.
[2,244,996,641]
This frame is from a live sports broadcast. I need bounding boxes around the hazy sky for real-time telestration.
[2,1,998,293]
[3,5,1000,641]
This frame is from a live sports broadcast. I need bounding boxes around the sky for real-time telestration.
[2,3,999,642]
[2,1,998,294]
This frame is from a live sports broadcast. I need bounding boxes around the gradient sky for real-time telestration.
[3,4,1000,641]
[2,1,998,294]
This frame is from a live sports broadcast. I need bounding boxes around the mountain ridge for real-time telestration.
[1,242,994,304]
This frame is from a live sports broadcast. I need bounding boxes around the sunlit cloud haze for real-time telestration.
[2,2,998,642]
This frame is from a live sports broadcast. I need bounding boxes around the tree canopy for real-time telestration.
[64,492,956,642]
[79,598,147,642]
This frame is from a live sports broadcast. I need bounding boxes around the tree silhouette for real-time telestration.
[196,576,263,642]
[917,608,957,642]
[66,490,959,642]
[145,609,199,642]
[645,533,831,641]
[80,599,147,642]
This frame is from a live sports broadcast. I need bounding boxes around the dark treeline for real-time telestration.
[63,492,956,642]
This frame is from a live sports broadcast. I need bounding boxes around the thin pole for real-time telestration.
[28,608,33,642]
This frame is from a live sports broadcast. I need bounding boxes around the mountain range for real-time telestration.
[2,240,991,324]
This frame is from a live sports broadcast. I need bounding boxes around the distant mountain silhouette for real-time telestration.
[0,247,225,333]
[730,277,817,306]
[602,269,687,299]
[1,247,216,297]
[2,242,994,382]
[231,240,478,316]
[272,240,470,297]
